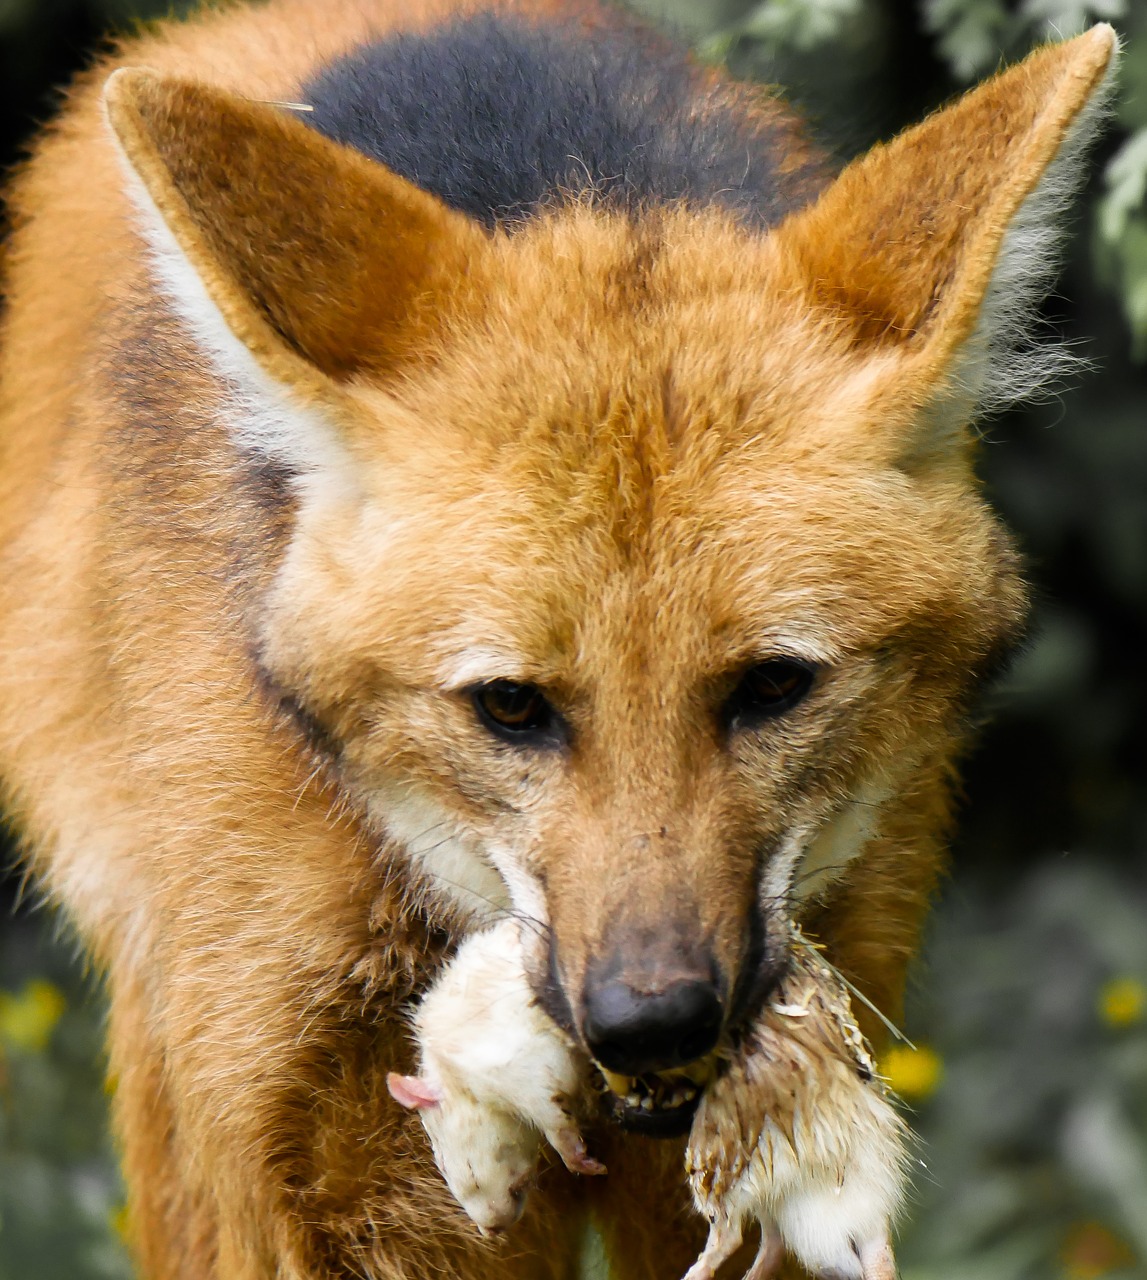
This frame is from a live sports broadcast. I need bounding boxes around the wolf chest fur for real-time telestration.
[0,0,1117,1276]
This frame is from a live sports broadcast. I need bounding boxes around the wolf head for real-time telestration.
[104,23,1116,1131]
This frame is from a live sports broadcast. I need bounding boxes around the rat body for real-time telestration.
[387,918,604,1234]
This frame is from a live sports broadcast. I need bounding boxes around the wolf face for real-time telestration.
[101,19,1115,1132]
[254,208,1028,1082]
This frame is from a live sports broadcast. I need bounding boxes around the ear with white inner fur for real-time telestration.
[102,69,489,474]
[776,24,1118,462]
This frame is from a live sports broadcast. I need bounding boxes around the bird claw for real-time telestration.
[857,1236,897,1280]
[744,1229,785,1280]
[820,1237,899,1280]
[681,1221,745,1280]
[682,1221,785,1280]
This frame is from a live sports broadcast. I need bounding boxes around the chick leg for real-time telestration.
[744,1225,785,1280]
[858,1237,897,1280]
[682,1219,744,1280]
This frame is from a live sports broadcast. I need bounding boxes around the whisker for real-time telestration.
[385,823,551,942]
[793,935,917,1050]
[791,860,860,889]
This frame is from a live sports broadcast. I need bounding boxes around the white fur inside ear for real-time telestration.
[936,28,1121,427]
[104,92,357,498]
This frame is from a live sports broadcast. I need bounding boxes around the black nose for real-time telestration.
[583,978,723,1075]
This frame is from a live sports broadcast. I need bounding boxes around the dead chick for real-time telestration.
[684,926,909,1280]
[388,917,604,1234]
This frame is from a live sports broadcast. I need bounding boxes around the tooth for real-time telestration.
[640,1096,655,1111]
[625,1093,641,1107]
[600,1068,633,1095]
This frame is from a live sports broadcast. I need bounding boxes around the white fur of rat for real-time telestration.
[387,918,604,1235]
[684,927,909,1280]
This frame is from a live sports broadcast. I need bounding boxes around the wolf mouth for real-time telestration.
[595,1061,716,1136]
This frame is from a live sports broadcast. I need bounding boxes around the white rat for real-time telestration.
[683,926,909,1280]
[387,917,604,1234]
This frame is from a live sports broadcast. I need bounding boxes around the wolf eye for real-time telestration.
[725,659,815,727]
[472,680,560,744]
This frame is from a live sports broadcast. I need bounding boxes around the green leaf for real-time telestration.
[923,0,1012,80]
[1100,129,1147,245]
[735,0,863,52]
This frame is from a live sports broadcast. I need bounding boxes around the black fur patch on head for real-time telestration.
[301,11,827,227]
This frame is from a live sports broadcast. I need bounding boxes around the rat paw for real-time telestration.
[548,1124,607,1176]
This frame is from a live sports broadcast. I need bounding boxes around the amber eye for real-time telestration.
[472,680,561,744]
[725,659,816,727]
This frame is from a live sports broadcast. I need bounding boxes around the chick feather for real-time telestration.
[684,925,909,1280]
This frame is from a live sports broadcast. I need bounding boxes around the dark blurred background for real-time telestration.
[1,0,1145,1277]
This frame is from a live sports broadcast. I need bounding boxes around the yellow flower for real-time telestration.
[879,1043,943,1100]
[1060,1220,1135,1279]
[0,979,67,1053]
[110,1203,132,1245]
[1098,977,1146,1028]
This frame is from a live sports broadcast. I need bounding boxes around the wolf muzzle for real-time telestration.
[583,975,722,1076]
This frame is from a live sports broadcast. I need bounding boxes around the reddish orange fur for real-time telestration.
[0,2,1115,1277]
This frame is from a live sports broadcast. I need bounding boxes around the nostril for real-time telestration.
[583,977,722,1075]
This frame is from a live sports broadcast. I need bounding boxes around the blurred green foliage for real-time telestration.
[2,0,1146,1277]
[899,862,1147,1280]
[0,910,129,1280]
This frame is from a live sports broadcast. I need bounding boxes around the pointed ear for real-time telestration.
[103,69,488,390]
[777,25,1118,449]
[387,1071,443,1111]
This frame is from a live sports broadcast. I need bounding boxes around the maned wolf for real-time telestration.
[0,0,1117,1276]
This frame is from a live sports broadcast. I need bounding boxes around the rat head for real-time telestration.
[387,1073,537,1234]
[108,27,1116,1133]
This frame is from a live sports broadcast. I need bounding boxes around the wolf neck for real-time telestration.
[299,10,830,229]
